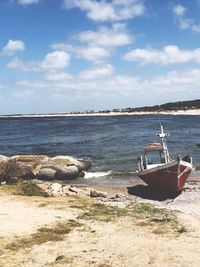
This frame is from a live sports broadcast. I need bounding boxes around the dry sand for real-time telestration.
[0,175,200,266]
[1,108,200,118]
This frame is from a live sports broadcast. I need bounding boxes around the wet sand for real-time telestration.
[72,174,200,198]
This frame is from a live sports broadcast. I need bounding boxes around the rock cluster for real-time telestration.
[44,183,108,198]
[38,183,129,207]
[0,154,92,182]
[41,183,108,198]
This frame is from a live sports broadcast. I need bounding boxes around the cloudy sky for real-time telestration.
[0,0,200,114]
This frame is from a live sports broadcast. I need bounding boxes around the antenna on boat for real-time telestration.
[157,124,171,163]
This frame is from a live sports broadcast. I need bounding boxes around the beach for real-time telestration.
[0,173,200,266]
[1,109,200,118]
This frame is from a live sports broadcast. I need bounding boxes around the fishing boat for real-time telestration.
[137,125,193,193]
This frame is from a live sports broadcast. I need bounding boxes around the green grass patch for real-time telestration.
[131,204,185,234]
[15,180,48,197]
[78,202,186,235]
[5,220,82,252]
[0,180,48,197]
[78,203,129,222]
[130,203,176,222]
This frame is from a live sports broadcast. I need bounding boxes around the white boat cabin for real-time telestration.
[138,142,169,171]
[144,143,166,169]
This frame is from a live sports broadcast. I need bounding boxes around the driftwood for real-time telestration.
[0,154,92,182]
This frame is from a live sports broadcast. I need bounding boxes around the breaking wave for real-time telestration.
[84,171,112,179]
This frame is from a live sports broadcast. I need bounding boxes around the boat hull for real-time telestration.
[138,160,192,193]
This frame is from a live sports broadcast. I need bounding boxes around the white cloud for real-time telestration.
[145,69,200,97]
[11,68,200,110]
[173,4,200,33]
[52,24,132,64]
[79,64,114,79]
[12,90,35,99]
[63,0,145,22]
[8,51,71,71]
[16,80,49,89]
[7,57,38,71]
[17,0,40,5]
[45,71,73,81]
[79,46,111,64]
[78,24,132,48]
[124,45,200,65]
[2,40,25,55]
[41,51,70,70]
[173,4,186,16]
[52,43,111,64]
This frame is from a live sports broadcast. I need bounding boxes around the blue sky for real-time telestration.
[0,0,200,114]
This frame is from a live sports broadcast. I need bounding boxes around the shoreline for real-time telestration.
[1,109,200,118]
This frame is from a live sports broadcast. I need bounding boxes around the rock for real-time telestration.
[62,185,75,196]
[90,189,108,198]
[38,168,56,180]
[6,177,18,185]
[115,193,126,198]
[2,155,48,180]
[49,183,63,197]
[0,154,92,182]
[85,187,92,196]
[0,155,10,182]
[47,156,91,171]
[77,159,92,171]
[55,166,80,180]
[77,189,87,196]
[78,171,85,178]
[109,197,124,202]
[38,165,80,180]
[49,156,79,166]
[37,183,51,193]
[0,155,8,162]
[114,193,127,201]
[39,156,90,180]
[69,186,79,193]
[69,186,87,196]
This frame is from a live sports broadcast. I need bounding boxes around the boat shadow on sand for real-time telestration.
[127,184,181,201]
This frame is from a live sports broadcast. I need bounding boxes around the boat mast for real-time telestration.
[157,124,171,163]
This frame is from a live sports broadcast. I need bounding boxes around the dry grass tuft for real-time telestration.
[78,203,128,222]
[15,180,49,197]
[78,202,186,235]
[0,180,48,197]
[5,220,82,252]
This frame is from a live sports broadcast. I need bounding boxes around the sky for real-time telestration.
[0,0,200,114]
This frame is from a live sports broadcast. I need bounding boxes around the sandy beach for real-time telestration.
[1,109,200,118]
[0,174,200,267]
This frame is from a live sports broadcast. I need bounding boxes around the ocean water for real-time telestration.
[0,115,200,184]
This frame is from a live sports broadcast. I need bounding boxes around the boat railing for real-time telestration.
[137,156,144,171]
[181,155,192,164]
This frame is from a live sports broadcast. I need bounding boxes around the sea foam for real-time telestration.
[84,171,112,179]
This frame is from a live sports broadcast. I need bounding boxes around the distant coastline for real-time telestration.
[1,99,200,118]
[1,109,200,118]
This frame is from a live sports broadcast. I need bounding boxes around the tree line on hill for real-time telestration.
[92,99,200,114]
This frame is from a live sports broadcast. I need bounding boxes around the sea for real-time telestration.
[0,114,200,184]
